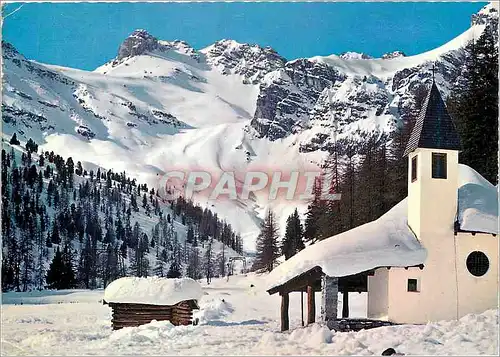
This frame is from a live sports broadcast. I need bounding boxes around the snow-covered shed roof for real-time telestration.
[267,164,498,291]
[104,277,203,306]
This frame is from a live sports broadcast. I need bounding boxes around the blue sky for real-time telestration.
[2,1,486,70]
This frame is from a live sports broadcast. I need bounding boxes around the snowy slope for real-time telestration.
[1,140,244,292]
[2,34,324,251]
[2,3,497,252]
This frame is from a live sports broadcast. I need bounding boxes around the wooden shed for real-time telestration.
[107,299,199,330]
[104,277,203,330]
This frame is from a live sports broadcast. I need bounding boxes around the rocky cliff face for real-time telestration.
[117,29,159,60]
[472,2,498,28]
[251,59,345,140]
[201,39,287,84]
[247,2,498,153]
[107,30,201,69]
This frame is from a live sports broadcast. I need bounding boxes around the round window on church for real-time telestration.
[466,251,489,277]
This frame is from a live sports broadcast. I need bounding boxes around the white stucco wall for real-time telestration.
[455,232,499,317]
[408,148,459,239]
[382,232,499,324]
[386,267,426,323]
[367,268,389,319]
[403,148,460,323]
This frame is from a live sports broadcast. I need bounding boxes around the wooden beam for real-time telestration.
[342,289,349,318]
[267,266,323,295]
[301,291,304,327]
[281,293,290,331]
[307,285,315,324]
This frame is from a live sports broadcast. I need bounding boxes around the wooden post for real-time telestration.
[307,285,315,324]
[301,291,304,326]
[342,289,349,318]
[281,292,290,331]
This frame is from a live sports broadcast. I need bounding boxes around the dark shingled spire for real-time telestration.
[403,81,461,156]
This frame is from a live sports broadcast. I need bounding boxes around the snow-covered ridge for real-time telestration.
[473,1,499,26]
[382,50,406,59]
[339,51,373,60]
[312,22,487,76]
[250,2,497,144]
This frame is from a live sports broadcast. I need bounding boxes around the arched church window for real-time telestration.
[466,251,489,277]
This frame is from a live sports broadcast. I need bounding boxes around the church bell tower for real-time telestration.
[401,77,463,322]
[404,79,462,241]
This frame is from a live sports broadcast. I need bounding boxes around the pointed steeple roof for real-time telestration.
[404,81,461,156]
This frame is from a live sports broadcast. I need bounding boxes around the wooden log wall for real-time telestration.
[171,301,194,326]
[109,301,196,330]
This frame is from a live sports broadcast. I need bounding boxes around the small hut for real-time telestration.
[104,277,203,330]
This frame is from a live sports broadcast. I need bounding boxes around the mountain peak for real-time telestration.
[201,39,286,84]
[117,29,159,60]
[2,41,21,59]
[382,50,406,59]
[339,51,373,60]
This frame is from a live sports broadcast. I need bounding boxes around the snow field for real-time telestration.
[1,273,498,356]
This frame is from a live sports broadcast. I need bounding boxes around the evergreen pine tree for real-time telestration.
[46,248,65,289]
[253,209,279,272]
[203,240,214,284]
[9,133,20,145]
[448,26,498,184]
[281,208,305,260]
[166,261,182,278]
[186,225,194,244]
[61,246,76,289]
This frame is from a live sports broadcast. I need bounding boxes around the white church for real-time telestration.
[267,80,498,330]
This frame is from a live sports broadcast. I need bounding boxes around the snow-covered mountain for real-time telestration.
[2,3,498,252]
[252,2,498,147]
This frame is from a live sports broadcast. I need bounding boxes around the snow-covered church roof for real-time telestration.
[267,164,498,290]
[104,277,203,306]
[457,164,499,235]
